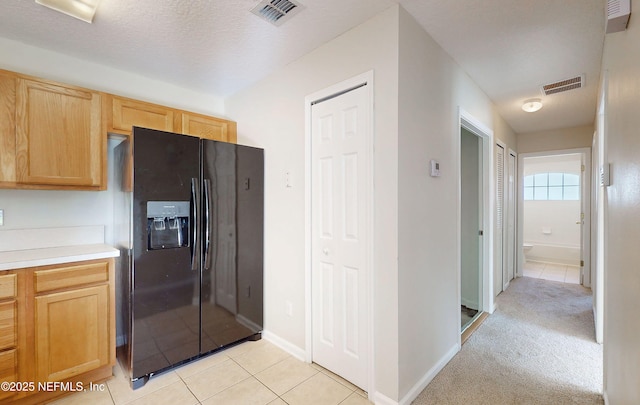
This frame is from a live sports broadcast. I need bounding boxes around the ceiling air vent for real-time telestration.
[540,75,585,96]
[251,0,304,26]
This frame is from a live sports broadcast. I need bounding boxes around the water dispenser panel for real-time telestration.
[147,201,190,250]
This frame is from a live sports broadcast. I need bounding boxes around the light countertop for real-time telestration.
[0,243,120,271]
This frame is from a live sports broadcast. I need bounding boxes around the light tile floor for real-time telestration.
[52,339,371,405]
[522,261,581,284]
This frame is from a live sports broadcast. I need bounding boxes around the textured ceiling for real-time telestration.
[400,0,606,134]
[0,0,606,134]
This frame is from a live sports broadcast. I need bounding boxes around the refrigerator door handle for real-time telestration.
[191,178,200,271]
[203,178,213,270]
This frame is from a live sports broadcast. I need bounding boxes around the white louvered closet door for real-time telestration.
[507,151,517,284]
[495,144,505,296]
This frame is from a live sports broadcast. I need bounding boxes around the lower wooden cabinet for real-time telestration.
[0,272,18,402]
[0,349,18,401]
[35,284,110,382]
[0,259,114,403]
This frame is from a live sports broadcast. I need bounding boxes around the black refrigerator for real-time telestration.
[114,127,263,389]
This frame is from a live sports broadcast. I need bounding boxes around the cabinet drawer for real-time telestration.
[34,261,109,293]
[0,301,16,350]
[0,349,17,400]
[0,274,16,300]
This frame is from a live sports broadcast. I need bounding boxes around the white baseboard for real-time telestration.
[373,391,398,405]
[262,330,307,361]
[398,344,459,405]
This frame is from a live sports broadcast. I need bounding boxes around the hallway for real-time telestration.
[414,277,602,404]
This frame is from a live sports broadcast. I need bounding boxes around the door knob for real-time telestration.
[323,248,329,255]
[576,221,581,224]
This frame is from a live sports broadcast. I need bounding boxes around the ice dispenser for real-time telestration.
[147,201,189,249]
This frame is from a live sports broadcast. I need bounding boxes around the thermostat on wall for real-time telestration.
[430,159,441,177]
[600,163,611,186]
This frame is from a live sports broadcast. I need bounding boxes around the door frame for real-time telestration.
[517,148,592,286]
[303,70,375,395]
[458,108,494,347]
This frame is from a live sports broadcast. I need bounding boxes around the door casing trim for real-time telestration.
[458,108,495,350]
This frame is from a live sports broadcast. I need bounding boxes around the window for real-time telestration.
[524,173,580,201]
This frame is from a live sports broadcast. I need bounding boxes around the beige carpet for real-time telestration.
[413,277,603,404]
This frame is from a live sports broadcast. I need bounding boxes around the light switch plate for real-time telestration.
[0,209,3,226]
[430,160,441,177]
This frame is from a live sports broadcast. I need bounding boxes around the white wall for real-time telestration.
[517,125,593,154]
[396,7,498,401]
[226,6,401,400]
[0,37,224,116]
[0,36,225,241]
[599,1,640,402]
[494,110,517,150]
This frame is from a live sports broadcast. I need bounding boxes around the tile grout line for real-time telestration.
[276,365,323,401]
[229,354,308,404]
[176,371,203,405]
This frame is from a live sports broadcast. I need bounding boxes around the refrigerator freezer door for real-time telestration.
[235,145,264,332]
[132,128,201,379]
[200,140,264,353]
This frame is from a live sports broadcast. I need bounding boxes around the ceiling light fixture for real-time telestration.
[35,0,100,23]
[522,98,543,113]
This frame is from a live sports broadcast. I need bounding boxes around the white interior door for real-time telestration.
[311,84,370,390]
[580,152,593,287]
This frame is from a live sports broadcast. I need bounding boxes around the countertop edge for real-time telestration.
[0,244,121,272]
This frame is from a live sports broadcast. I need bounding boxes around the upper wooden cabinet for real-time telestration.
[0,69,238,191]
[106,94,237,143]
[0,70,104,190]
[16,78,102,187]
[0,72,16,187]
[181,112,237,143]
[107,96,176,135]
